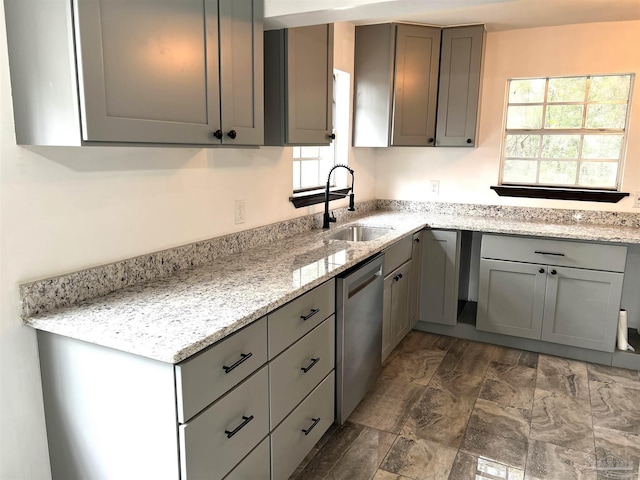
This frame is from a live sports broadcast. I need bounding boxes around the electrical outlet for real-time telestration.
[429,180,439,195]
[633,191,640,208]
[234,200,246,224]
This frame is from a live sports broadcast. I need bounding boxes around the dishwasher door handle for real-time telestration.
[347,268,382,299]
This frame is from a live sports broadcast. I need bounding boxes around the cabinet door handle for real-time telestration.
[466,138,473,144]
[227,130,237,139]
[222,352,252,374]
[539,268,545,274]
[414,237,420,243]
[225,415,254,439]
[394,273,403,281]
[301,357,320,373]
[212,130,223,140]
[300,308,320,321]
[302,417,321,436]
[328,133,336,140]
[550,269,557,275]
[534,250,565,256]
[427,138,434,144]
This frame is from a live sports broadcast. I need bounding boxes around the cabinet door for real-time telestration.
[409,232,423,328]
[436,25,485,147]
[391,261,412,349]
[382,275,394,362]
[391,24,440,146]
[477,259,546,340]
[286,24,334,145]
[541,267,624,352]
[219,0,263,145]
[420,230,460,325]
[74,0,220,144]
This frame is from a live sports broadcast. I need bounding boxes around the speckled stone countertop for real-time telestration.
[24,210,640,364]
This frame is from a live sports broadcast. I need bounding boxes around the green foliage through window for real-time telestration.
[500,74,633,189]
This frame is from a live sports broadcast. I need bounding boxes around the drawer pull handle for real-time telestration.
[301,357,320,373]
[301,308,320,321]
[223,352,252,374]
[302,417,321,436]
[225,415,254,439]
[534,250,565,256]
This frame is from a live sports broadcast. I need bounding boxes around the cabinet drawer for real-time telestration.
[271,371,335,480]
[268,279,335,358]
[179,366,269,480]
[481,235,627,272]
[383,235,413,275]
[224,436,270,480]
[269,316,335,428]
[175,317,267,423]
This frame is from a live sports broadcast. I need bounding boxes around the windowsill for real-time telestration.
[289,188,351,209]
[490,185,629,203]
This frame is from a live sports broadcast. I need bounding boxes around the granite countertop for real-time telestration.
[25,211,640,364]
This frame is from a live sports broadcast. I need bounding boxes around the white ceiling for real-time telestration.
[264,0,640,31]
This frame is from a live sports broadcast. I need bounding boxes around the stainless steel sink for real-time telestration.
[326,225,392,242]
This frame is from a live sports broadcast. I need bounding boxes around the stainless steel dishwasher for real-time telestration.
[336,253,384,424]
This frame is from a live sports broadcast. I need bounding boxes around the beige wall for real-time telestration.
[376,20,640,212]
[0,16,373,478]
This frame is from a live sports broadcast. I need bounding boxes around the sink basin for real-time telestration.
[326,225,392,242]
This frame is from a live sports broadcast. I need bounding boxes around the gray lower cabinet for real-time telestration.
[5,0,263,146]
[36,279,337,479]
[264,24,334,146]
[179,367,270,479]
[224,437,271,480]
[435,25,485,147]
[271,372,335,480]
[382,236,415,361]
[420,230,461,325]
[409,232,423,328]
[353,23,441,147]
[383,260,412,361]
[477,235,626,352]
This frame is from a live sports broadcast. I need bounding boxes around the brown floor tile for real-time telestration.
[372,469,413,480]
[460,398,530,469]
[590,381,640,435]
[380,347,446,386]
[291,422,395,480]
[448,450,524,480]
[380,436,458,480]
[436,338,495,379]
[348,377,426,434]
[492,345,539,369]
[479,360,537,410]
[536,355,591,408]
[587,363,640,390]
[530,389,595,454]
[593,425,640,480]
[525,439,597,480]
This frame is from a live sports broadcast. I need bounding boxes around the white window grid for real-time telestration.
[499,74,633,190]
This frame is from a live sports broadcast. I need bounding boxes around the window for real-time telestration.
[292,70,350,196]
[499,74,633,191]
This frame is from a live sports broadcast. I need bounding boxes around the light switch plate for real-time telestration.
[633,191,640,208]
[429,180,439,195]
[234,200,246,224]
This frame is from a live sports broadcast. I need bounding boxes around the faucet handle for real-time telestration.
[330,211,337,222]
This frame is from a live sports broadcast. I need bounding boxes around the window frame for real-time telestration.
[498,73,634,193]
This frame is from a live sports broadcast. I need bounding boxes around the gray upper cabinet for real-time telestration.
[353,23,441,147]
[4,0,263,146]
[353,23,485,148]
[264,24,334,146]
[436,25,485,147]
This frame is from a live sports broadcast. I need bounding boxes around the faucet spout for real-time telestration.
[323,164,355,229]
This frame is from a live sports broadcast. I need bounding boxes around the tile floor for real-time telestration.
[291,331,640,480]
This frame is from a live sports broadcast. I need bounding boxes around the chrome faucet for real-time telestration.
[323,164,355,229]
